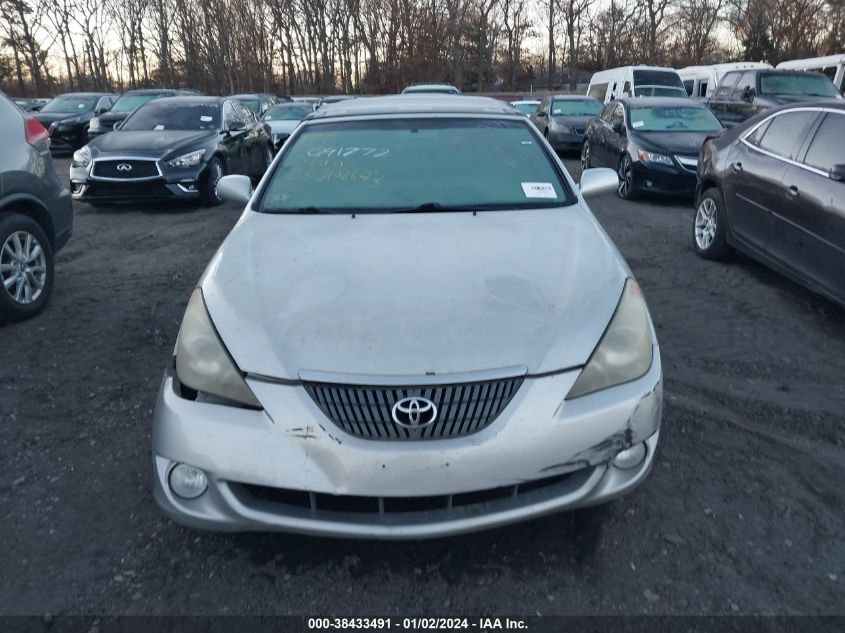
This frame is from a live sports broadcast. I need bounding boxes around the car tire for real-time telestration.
[0,213,54,322]
[617,155,638,200]
[693,187,732,260]
[581,142,592,170]
[201,157,226,207]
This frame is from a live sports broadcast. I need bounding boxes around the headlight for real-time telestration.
[175,288,261,408]
[167,149,206,168]
[554,123,572,134]
[565,279,653,399]
[636,149,673,166]
[89,117,100,131]
[72,146,92,168]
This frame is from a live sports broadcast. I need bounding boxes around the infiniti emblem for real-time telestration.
[116,163,133,172]
[391,396,438,429]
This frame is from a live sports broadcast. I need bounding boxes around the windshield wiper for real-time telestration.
[388,202,480,214]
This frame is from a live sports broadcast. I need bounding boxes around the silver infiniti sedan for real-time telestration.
[152,95,663,538]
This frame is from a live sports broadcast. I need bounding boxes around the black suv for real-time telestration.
[0,93,74,321]
[707,69,842,128]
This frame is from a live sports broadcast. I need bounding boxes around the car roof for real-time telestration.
[309,95,522,119]
[145,96,223,105]
[548,95,600,100]
[511,99,540,104]
[121,88,193,95]
[230,93,273,99]
[56,92,115,97]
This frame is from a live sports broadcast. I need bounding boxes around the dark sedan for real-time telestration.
[581,97,724,199]
[88,89,199,140]
[33,92,117,152]
[693,102,845,308]
[530,95,602,152]
[69,96,274,206]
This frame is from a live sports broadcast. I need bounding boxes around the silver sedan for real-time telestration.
[152,95,663,538]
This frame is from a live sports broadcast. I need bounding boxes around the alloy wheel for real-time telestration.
[210,162,224,203]
[695,198,718,250]
[581,144,591,171]
[618,158,632,197]
[1,230,47,305]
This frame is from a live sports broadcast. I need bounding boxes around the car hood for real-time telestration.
[266,120,301,135]
[34,112,89,126]
[633,130,716,155]
[89,130,216,157]
[552,115,597,128]
[201,207,629,380]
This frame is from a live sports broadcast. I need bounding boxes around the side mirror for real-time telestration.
[830,164,845,182]
[579,168,618,198]
[217,175,253,205]
[612,122,625,135]
[95,107,108,115]
[536,111,548,118]
[226,120,246,132]
[741,86,755,101]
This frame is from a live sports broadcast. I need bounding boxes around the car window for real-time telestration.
[111,94,164,113]
[610,104,625,127]
[260,118,575,213]
[731,71,756,98]
[699,81,709,97]
[222,101,238,124]
[759,73,839,98]
[756,111,819,159]
[264,105,313,120]
[802,112,845,172]
[600,103,614,122]
[622,81,632,96]
[628,106,723,132]
[121,101,221,131]
[551,99,602,116]
[588,82,608,101]
[683,80,694,96]
[235,101,255,122]
[715,73,740,98]
[744,119,772,147]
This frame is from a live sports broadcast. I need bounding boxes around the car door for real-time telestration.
[589,103,614,166]
[726,71,757,126]
[602,103,627,168]
[708,72,740,126]
[220,100,247,173]
[531,97,551,134]
[723,110,820,254]
[774,110,845,301]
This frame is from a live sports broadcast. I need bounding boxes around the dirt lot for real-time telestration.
[0,156,843,616]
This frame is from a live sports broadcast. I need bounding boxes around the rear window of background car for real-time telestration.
[260,118,575,212]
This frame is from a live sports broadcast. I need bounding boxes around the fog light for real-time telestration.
[169,463,208,499]
[613,443,647,470]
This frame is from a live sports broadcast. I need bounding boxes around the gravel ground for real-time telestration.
[0,156,843,616]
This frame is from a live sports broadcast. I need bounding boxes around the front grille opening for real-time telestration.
[453,485,515,507]
[237,467,587,520]
[315,493,379,514]
[383,495,447,513]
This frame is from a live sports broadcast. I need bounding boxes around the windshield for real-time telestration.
[41,96,98,113]
[759,73,839,97]
[512,103,539,115]
[633,86,688,97]
[121,102,220,131]
[236,98,261,113]
[110,94,164,113]
[633,70,685,89]
[405,88,459,95]
[629,106,723,132]
[264,105,312,120]
[552,99,602,116]
[260,118,573,213]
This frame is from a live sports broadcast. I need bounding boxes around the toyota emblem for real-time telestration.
[391,396,438,429]
[116,163,133,172]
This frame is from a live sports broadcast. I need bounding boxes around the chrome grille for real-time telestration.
[304,377,524,440]
[92,159,159,180]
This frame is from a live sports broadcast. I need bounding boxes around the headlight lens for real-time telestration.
[637,149,674,166]
[175,288,261,408]
[565,279,653,399]
[167,149,206,168]
[72,145,92,168]
[89,117,100,131]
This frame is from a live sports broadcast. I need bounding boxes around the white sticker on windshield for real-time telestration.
[632,120,644,128]
[200,115,212,122]
[553,109,562,114]
[521,182,557,199]
[154,124,165,131]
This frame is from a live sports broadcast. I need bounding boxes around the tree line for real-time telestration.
[1,0,843,97]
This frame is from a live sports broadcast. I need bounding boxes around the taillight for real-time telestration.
[25,118,50,145]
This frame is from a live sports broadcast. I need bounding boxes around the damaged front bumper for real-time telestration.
[152,348,662,538]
